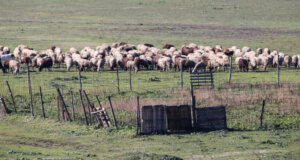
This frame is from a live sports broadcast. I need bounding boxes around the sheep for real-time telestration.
[70,47,79,54]
[31,55,44,70]
[273,54,284,67]
[13,47,22,59]
[181,46,194,55]
[234,49,244,57]
[96,43,111,56]
[192,61,208,73]
[105,55,117,70]
[249,56,257,71]
[3,59,19,74]
[64,55,73,71]
[96,58,105,72]
[126,60,138,73]
[157,57,171,72]
[292,55,298,69]
[237,58,249,72]
[46,49,56,65]
[39,57,53,72]
[77,58,92,71]
[283,55,292,68]
[163,44,174,49]
[263,48,270,56]
[242,46,251,53]
[256,48,263,55]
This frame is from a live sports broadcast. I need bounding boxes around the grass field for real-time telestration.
[0,0,300,53]
[1,0,300,159]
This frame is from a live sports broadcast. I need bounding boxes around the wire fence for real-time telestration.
[1,65,300,130]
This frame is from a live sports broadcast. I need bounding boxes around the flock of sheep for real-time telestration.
[0,42,299,75]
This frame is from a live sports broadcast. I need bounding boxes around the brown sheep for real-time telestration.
[238,58,249,72]
[162,44,174,49]
[181,46,194,56]
[39,57,53,72]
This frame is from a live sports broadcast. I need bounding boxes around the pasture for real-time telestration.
[1,0,300,159]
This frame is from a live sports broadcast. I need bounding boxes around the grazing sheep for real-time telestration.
[273,54,284,67]
[235,57,248,72]
[39,57,53,72]
[3,59,19,74]
[283,55,292,68]
[126,60,138,73]
[249,56,257,71]
[163,44,175,49]
[181,46,194,56]
[257,48,263,55]
[242,46,251,53]
[292,55,298,69]
[70,47,79,54]
[64,55,73,71]
[96,58,105,72]
[105,55,117,70]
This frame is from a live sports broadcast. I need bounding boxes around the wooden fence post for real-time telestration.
[79,90,89,125]
[108,96,118,130]
[70,91,75,121]
[6,81,17,113]
[83,90,94,125]
[57,95,60,121]
[78,66,82,92]
[180,65,183,89]
[56,88,72,122]
[116,67,120,92]
[27,65,34,116]
[260,100,266,128]
[277,54,280,87]
[39,86,45,119]
[129,67,132,91]
[228,56,232,85]
[95,95,102,109]
[136,96,140,135]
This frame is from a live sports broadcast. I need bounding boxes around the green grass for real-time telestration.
[0,115,300,160]
[0,0,300,53]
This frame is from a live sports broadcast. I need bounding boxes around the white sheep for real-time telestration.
[8,60,20,74]
[64,55,73,71]
[292,55,298,69]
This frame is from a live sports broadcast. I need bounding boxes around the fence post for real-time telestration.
[6,81,17,113]
[136,96,140,135]
[192,96,197,131]
[39,86,45,119]
[129,67,132,91]
[78,66,82,92]
[108,96,118,130]
[116,67,120,92]
[180,65,183,89]
[57,95,60,121]
[260,100,266,128]
[27,65,34,116]
[79,90,89,126]
[57,88,72,122]
[70,91,75,121]
[83,90,94,125]
[95,95,103,109]
[228,56,232,85]
[277,54,280,87]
